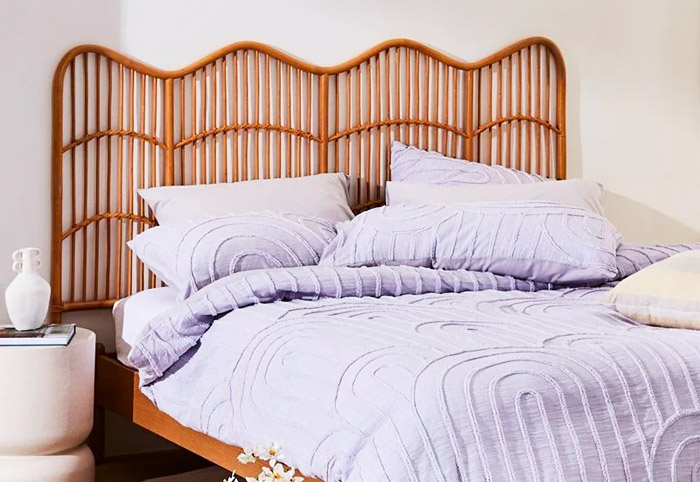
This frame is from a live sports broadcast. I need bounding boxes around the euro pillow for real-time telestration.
[601,250,700,329]
[138,173,353,225]
[129,212,336,299]
[390,141,546,185]
[386,178,604,215]
[321,202,621,284]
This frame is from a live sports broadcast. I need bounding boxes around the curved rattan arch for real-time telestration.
[54,37,566,79]
[51,37,566,317]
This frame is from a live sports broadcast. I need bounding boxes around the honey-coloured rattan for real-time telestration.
[51,38,566,320]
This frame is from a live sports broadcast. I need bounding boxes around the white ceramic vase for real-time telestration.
[5,248,51,331]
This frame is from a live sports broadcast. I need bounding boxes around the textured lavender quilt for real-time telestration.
[130,244,700,482]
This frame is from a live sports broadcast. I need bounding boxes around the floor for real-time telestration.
[95,450,229,482]
[143,467,232,482]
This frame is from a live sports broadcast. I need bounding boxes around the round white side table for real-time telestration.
[0,327,96,481]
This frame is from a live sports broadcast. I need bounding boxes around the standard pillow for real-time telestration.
[321,202,621,284]
[386,179,604,215]
[601,250,700,329]
[390,141,546,185]
[128,211,336,298]
[139,173,353,225]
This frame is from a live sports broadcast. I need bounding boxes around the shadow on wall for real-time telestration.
[603,191,700,244]
[563,50,584,180]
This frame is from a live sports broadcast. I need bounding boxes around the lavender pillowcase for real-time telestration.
[129,212,337,299]
[390,141,547,185]
[320,203,622,285]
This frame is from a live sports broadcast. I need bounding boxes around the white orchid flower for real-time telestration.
[255,442,284,466]
[223,471,236,482]
[237,448,257,465]
[257,462,299,482]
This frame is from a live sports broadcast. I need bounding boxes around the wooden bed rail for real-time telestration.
[51,37,566,320]
[95,354,323,480]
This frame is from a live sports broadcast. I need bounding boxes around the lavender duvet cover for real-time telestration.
[130,244,700,482]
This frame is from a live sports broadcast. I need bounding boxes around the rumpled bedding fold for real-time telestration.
[128,242,700,482]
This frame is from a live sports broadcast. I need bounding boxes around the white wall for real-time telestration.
[120,0,700,243]
[0,0,121,313]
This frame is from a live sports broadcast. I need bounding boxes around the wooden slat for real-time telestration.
[233,53,239,182]
[465,70,473,159]
[253,51,260,180]
[534,45,541,175]
[115,63,124,298]
[191,73,197,183]
[265,55,271,178]
[525,46,532,173]
[543,48,551,178]
[81,54,89,301]
[355,66,361,198]
[137,72,146,292]
[516,51,522,171]
[276,59,282,177]
[296,68,302,177]
[222,56,228,182]
[93,54,101,299]
[200,66,208,183]
[126,68,135,295]
[149,77,158,288]
[286,63,292,177]
[374,55,381,195]
[496,61,503,165]
[506,55,513,168]
[211,59,218,183]
[319,74,329,173]
[104,58,112,300]
[242,51,248,180]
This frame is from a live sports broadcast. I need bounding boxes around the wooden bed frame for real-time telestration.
[51,38,566,480]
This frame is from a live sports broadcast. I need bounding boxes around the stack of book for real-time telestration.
[0,324,76,346]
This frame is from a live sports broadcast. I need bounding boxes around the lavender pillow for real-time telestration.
[129,212,336,299]
[390,141,547,185]
[321,203,622,285]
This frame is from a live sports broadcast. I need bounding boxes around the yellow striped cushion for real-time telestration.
[601,250,700,329]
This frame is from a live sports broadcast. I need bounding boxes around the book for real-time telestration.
[0,324,76,346]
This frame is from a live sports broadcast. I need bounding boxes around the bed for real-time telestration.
[50,37,700,481]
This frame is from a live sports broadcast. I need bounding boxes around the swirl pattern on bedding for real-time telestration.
[131,243,700,482]
[321,202,621,284]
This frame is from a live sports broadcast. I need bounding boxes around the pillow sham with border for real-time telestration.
[386,178,604,215]
[128,211,337,299]
[138,172,353,226]
[321,202,621,285]
[390,141,547,185]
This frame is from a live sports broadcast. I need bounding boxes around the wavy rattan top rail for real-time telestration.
[51,37,566,319]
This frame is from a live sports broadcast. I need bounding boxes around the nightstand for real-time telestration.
[0,327,96,481]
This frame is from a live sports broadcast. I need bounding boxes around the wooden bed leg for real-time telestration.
[89,404,106,464]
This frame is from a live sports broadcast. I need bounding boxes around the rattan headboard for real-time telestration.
[50,37,566,321]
